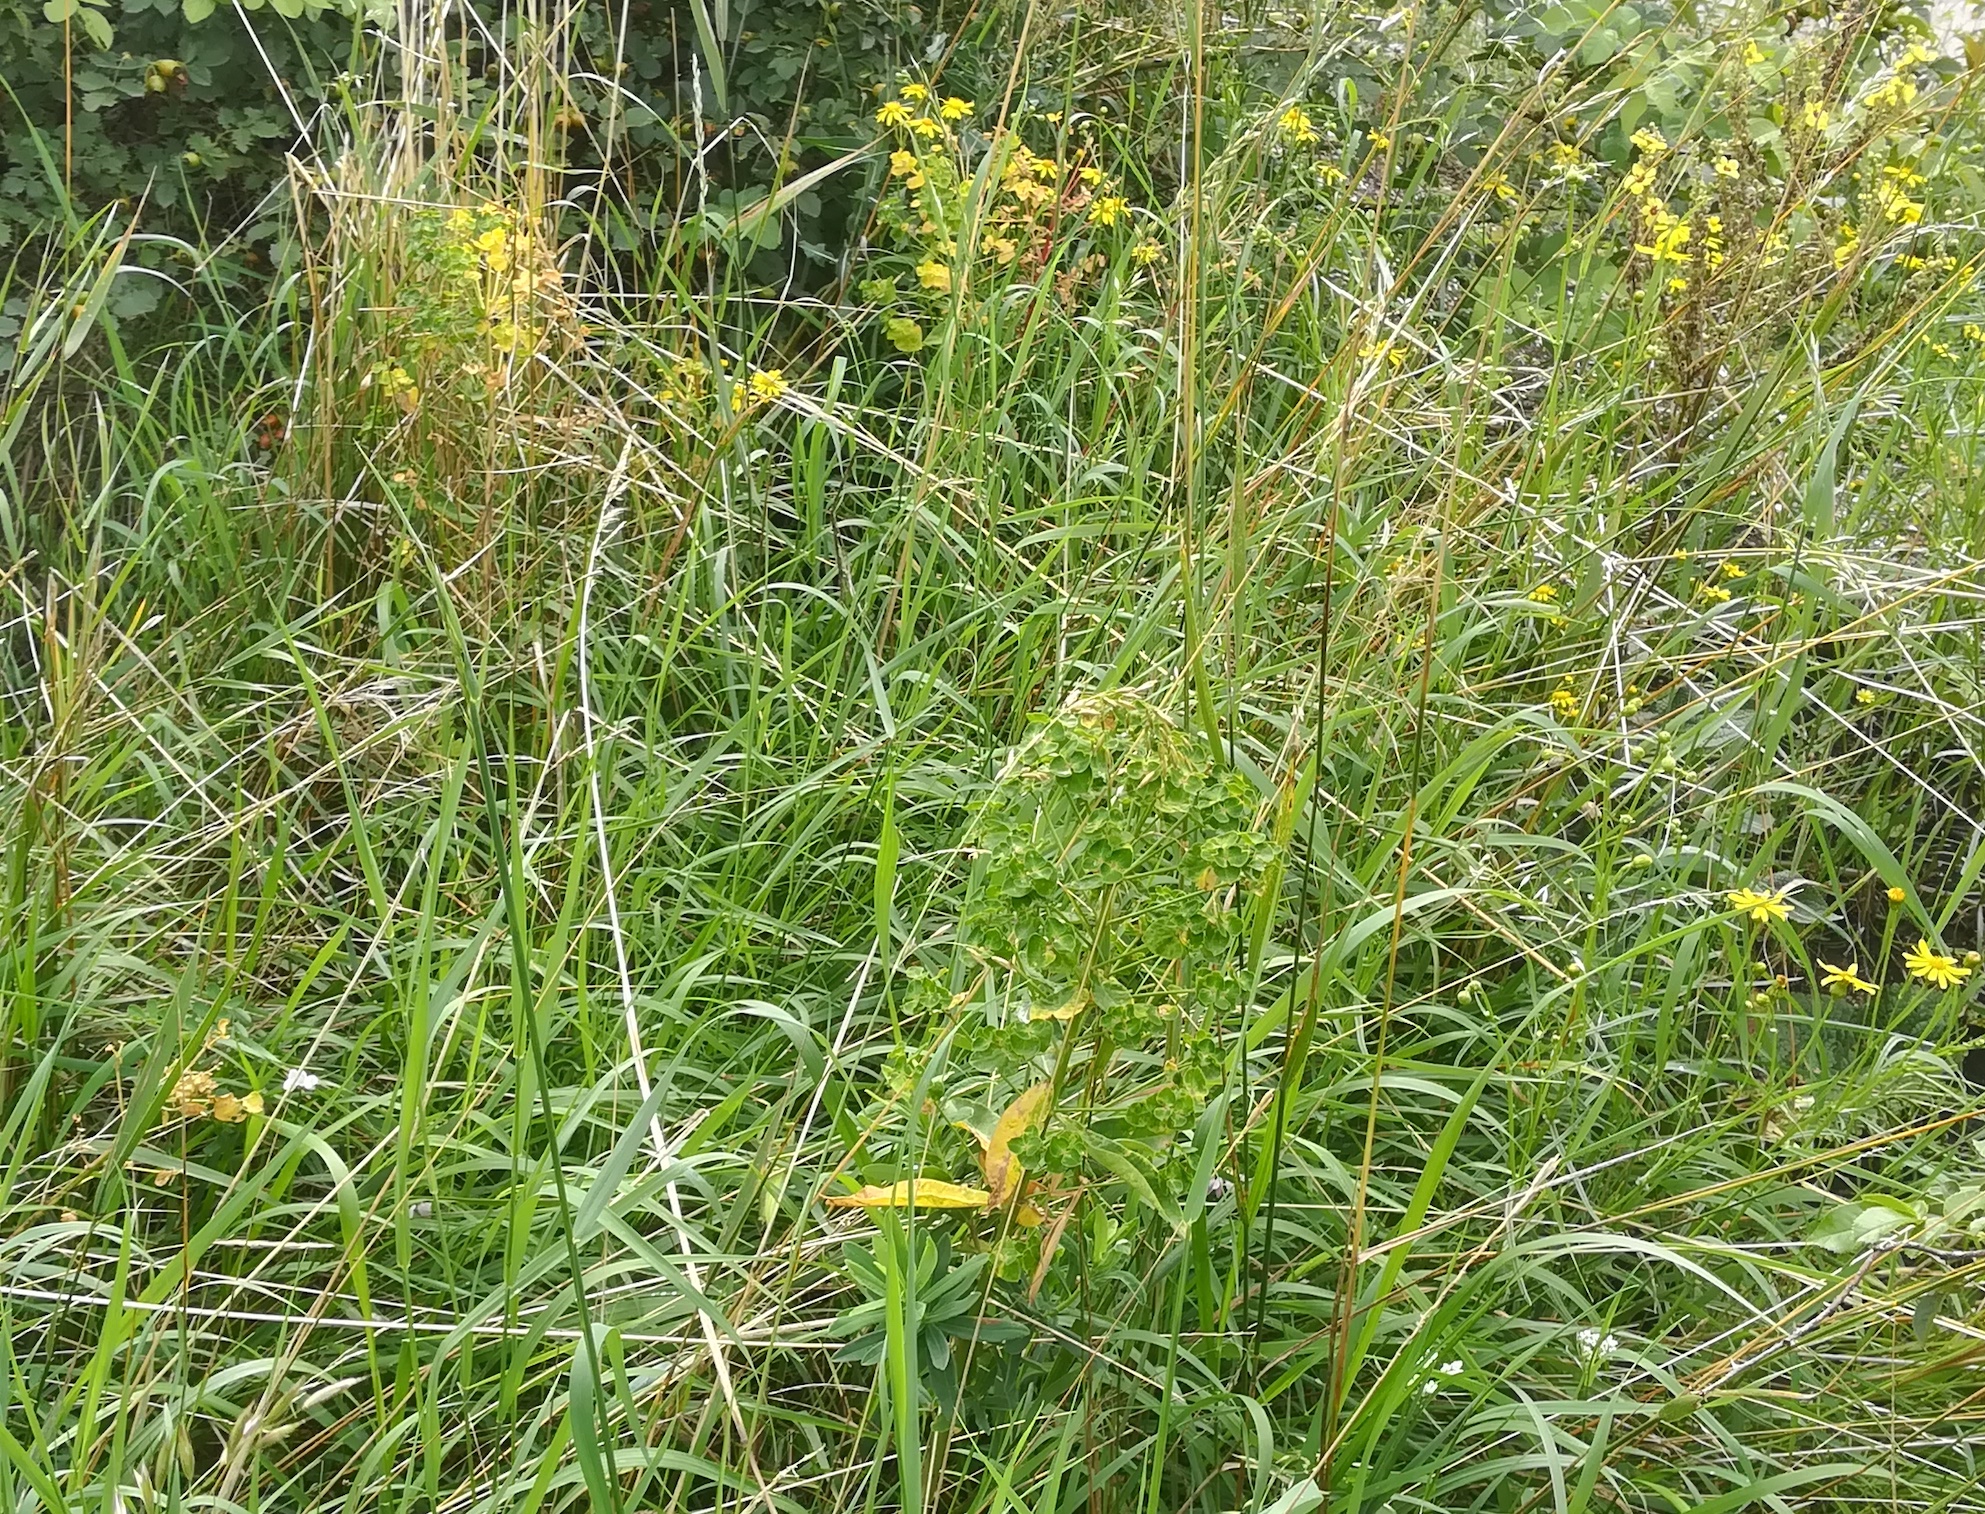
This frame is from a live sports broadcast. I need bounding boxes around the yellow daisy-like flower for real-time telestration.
[748,368,788,403]
[1818,960,1877,996]
[1527,583,1559,603]
[908,116,943,140]
[1089,195,1129,227]
[876,100,914,128]
[899,82,928,101]
[1904,938,1971,990]
[1369,130,1393,150]
[1130,240,1163,266]
[939,96,972,122]
[1726,886,1791,924]
[1279,106,1318,146]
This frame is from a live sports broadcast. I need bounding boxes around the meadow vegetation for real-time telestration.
[5,1,1985,1511]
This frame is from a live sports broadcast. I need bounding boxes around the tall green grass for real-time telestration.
[4,3,1985,1513]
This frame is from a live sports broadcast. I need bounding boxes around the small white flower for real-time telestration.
[1420,1378,1439,1395]
[1577,1327,1601,1354]
[1439,1359,1463,1376]
[282,1068,322,1093]
[1600,1335,1619,1356]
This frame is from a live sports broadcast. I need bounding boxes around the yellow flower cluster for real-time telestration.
[1278,106,1318,147]
[1723,875,1981,999]
[876,82,972,138]
[1875,163,1926,225]
[164,1067,264,1123]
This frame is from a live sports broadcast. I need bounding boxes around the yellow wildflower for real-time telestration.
[900,82,928,101]
[1718,559,1744,580]
[1727,886,1792,924]
[1630,125,1668,156]
[1864,75,1918,109]
[1358,340,1405,370]
[1694,581,1731,604]
[1635,212,1692,264]
[748,369,788,403]
[1550,680,1578,718]
[1369,130,1392,150]
[1743,39,1766,66]
[1279,106,1318,146]
[1077,165,1104,186]
[1904,938,1971,990]
[1801,100,1831,132]
[1484,171,1518,202]
[939,96,972,122]
[1887,885,1906,903]
[1819,960,1877,996]
[1317,162,1346,184]
[916,259,953,292]
[908,116,943,140]
[1130,240,1163,266]
[1089,195,1129,227]
[876,100,913,128]
[1527,582,1559,603]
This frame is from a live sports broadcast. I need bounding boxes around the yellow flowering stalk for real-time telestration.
[1279,106,1318,146]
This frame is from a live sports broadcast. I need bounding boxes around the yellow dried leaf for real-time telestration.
[1039,990,1088,1021]
[823,1180,992,1211]
[983,1082,1052,1203]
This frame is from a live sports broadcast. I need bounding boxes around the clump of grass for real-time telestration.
[3,4,1985,1514]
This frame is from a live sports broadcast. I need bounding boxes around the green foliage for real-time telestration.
[9,3,1985,1514]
